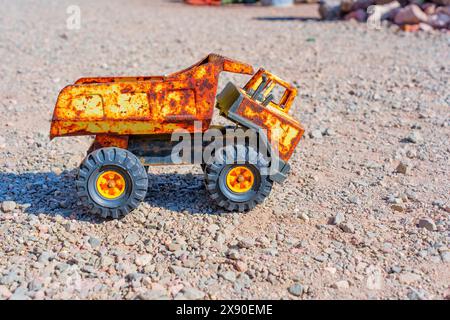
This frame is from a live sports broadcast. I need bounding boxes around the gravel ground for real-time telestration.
[0,0,449,300]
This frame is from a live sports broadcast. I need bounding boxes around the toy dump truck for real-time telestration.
[50,54,304,218]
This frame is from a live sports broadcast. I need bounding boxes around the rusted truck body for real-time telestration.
[50,54,304,217]
[51,54,253,138]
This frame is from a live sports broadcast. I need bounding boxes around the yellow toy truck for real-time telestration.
[50,54,304,218]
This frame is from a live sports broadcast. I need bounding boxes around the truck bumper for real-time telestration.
[269,160,290,183]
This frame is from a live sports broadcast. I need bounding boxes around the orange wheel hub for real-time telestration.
[96,170,126,199]
[226,166,254,193]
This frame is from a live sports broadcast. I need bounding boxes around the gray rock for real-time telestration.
[432,200,445,208]
[207,224,220,234]
[170,265,190,277]
[138,289,168,300]
[215,232,226,244]
[220,271,237,282]
[235,273,252,290]
[324,128,335,136]
[309,129,323,139]
[1,201,16,213]
[182,258,197,268]
[406,191,419,202]
[38,251,54,263]
[124,233,140,246]
[299,212,310,221]
[417,218,436,231]
[135,254,152,267]
[238,237,255,249]
[227,249,241,260]
[314,255,328,262]
[333,212,345,225]
[0,271,20,285]
[288,283,304,296]
[167,242,182,252]
[407,288,428,300]
[55,263,70,272]
[390,266,402,274]
[340,222,355,233]
[332,280,349,290]
[182,287,205,300]
[398,272,421,284]
[348,196,361,205]
[440,251,450,263]
[262,248,278,256]
[81,265,97,274]
[405,131,423,144]
[9,292,31,300]
[126,272,142,282]
[100,256,114,267]
[88,236,101,249]
[28,279,43,291]
[366,273,383,290]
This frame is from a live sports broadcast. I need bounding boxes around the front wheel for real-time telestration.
[76,147,148,218]
[204,145,273,212]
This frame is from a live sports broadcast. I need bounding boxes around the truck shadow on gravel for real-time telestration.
[0,170,223,221]
[145,172,226,215]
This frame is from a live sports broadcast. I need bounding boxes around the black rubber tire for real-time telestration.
[204,145,273,212]
[76,147,148,218]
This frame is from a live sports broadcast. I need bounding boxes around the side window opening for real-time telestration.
[245,72,291,110]
[264,82,286,107]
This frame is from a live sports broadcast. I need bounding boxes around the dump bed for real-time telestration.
[50,54,253,139]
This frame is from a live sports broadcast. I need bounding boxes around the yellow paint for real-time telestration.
[108,93,150,117]
[226,166,254,193]
[63,94,104,119]
[280,125,299,149]
[96,171,126,199]
[162,89,196,117]
[240,101,302,160]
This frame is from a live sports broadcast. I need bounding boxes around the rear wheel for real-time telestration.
[76,147,148,218]
[204,145,273,212]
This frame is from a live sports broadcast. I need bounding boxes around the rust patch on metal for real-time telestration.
[95,135,129,149]
[86,135,129,155]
